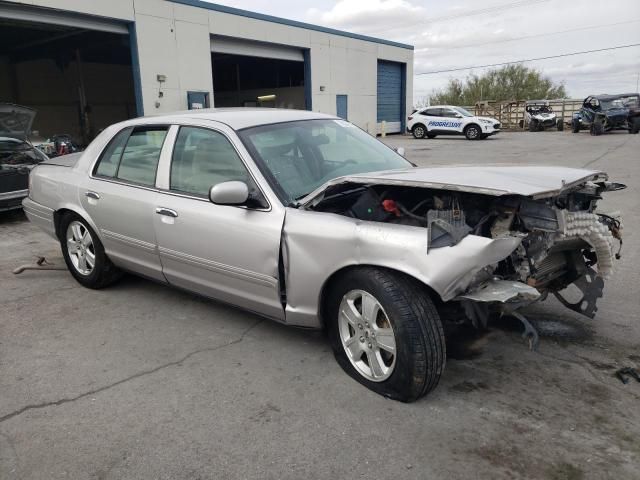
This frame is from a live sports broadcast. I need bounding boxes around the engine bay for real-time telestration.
[308,181,623,320]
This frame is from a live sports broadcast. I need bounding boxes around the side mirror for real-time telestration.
[395,146,406,157]
[209,181,249,206]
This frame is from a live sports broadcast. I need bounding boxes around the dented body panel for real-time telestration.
[282,208,523,327]
[300,165,607,205]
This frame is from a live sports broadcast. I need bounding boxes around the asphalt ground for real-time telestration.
[1,128,639,479]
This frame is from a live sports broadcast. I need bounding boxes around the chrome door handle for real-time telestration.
[85,191,100,200]
[155,207,178,218]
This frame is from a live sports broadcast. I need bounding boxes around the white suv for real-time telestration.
[407,106,501,140]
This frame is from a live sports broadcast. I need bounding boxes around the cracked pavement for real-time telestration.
[1,131,639,479]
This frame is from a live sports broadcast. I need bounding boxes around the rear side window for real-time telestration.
[117,128,167,186]
[93,126,168,186]
[425,108,441,117]
[95,128,130,177]
[170,126,249,196]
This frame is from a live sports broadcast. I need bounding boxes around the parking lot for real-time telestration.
[1,130,639,479]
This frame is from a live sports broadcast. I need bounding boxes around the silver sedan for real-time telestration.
[23,109,624,401]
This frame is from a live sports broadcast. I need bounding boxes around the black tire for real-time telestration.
[464,124,481,140]
[412,124,426,139]
[572,119,581,133]
[631,118,640,134]
[426,133,437,139]
[326,267,446,402]
[59,212,123,289]
[518,120,524,129]
[557,119,564,131]
[590,122,604,136]
[529,119,538,132]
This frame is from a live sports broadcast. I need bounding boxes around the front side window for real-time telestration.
[239,119,411,204]
[170,126,249,196]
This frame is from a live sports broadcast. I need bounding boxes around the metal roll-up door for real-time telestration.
[377,61,404,134]
[0,2,128,34]
[211,36,303,62]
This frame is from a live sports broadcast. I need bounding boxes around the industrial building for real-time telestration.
[0,0,414,144]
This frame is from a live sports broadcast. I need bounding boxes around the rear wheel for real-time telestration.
[60,213,123,289]
[464,124,481,140]
[412,124,426,139]
[630,118,640,134]
[326,267,446,402]
[529,119,539,132]
[557,119,564,131]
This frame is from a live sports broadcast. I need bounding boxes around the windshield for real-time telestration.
[239,119,412,204]
[453,107,473,117]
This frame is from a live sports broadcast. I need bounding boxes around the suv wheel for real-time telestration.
[412,124,426,139]
[464,124,481,140]
[60,213,123,289]
[326,267,446,402]
[557,119,564,131]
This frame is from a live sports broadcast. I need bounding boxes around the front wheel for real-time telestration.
[557,119,564,131]
[572,119,581,133]
[412,124,426,139]
[60,213,123,289]
[464,124,481,140]
[326,267,446,402]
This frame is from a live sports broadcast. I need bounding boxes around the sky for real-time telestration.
[206,0,640,103]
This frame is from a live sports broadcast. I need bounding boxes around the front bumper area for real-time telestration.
[0,189,29,212]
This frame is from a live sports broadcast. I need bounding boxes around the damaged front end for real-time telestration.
[304,173,624,337]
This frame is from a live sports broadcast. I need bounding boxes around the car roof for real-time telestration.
[123,108,338,130]
[591,93,639,101]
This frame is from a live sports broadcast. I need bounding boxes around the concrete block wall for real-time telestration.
[4,0,414,133]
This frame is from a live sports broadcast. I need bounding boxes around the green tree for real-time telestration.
[429,64,567,106]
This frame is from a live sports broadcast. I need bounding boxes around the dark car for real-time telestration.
[0,104,49,211]
[572,94,640,135]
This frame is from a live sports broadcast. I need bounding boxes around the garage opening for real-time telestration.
[211,36,307,110]
[0,13,136,147]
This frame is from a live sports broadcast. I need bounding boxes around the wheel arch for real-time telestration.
[317,264,443,331]
[412,122,427,131]
[53,204,101,243]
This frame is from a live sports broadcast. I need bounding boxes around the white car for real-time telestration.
[408,106,500,140]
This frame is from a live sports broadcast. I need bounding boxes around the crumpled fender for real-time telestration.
[281,208,523,328]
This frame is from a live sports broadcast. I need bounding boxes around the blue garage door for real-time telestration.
[377,60,405,134]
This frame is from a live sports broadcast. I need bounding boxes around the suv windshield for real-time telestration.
[239,119,411,204]
[453,107,473,117]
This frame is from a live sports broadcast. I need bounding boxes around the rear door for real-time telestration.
[80,125,168,281]
[152,123,285,320]
[422,107,442,132]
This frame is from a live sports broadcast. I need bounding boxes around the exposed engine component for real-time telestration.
[310,181,623,323]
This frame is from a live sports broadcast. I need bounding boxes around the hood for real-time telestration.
[0,104,36,140]
[300,165,607,205]
[476,116,498,123]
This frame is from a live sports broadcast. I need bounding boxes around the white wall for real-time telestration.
[4,0,414,133]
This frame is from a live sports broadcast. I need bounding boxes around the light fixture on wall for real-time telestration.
[155,74,167,108]
[319,86,326,92]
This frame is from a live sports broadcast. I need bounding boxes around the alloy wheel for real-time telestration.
[338,289,397,382]
[66,221,95,276]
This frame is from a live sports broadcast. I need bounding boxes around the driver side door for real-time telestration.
[153,124,285,320]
